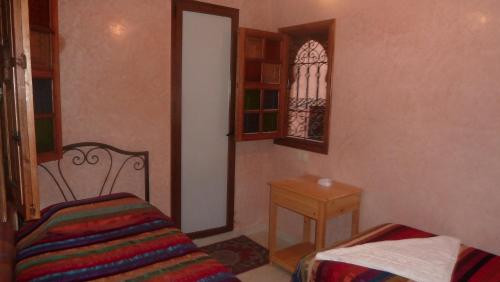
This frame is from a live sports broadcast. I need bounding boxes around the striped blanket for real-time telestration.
[15,193,239,282]
[293,224,500,282]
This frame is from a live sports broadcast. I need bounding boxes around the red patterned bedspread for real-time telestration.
[15,193,239,282]
[293,224,500,282]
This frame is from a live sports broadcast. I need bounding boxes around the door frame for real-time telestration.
[171,0,238,239]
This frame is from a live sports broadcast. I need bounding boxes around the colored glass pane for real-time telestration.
[33,78,53,114]
[263,112,278,132]
[35,118,54,153]
[244,89,260,110]
[263,90,279,109]
[243,113,259,133]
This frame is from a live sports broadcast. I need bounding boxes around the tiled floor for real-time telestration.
[194,231,292,282]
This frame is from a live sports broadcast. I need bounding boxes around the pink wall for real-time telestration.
[267,0,500,254]
[37,0,500,255]
[38,0,172,212]
[38,0,276,230]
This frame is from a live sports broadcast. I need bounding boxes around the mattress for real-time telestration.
[293,223,500,282]
[15,193,239,282]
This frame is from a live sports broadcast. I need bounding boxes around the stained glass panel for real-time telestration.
[28,0,50,27]
[243,113,259,133]
[263,112,278,132]
[35,118,54,153]
[33,78,53,114]
[244,89,260,110]
[263,90,279,109]
[30,31,52,69]
[245,37,264,59]
[265,39,281,61]
[262,63,280,84]
[245,61,261,82]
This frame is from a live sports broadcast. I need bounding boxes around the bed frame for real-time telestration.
[2,142,149,278]
[38,142,150,203]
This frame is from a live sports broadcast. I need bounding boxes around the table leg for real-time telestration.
[303,217,311,243]
[351,208,360,236]
[315,204,326,250]
[268,198,278,257]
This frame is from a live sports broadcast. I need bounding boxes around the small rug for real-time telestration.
[200,235,269,275]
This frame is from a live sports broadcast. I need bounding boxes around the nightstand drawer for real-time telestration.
[272,188,319,218]
[326,194,360,217]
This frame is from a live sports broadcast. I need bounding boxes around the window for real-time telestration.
[29,0,62,163]
[288,40,328,141]
[275,20,335,154]
[236,20,335,154]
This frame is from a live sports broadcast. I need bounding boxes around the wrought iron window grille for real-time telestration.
[287,39,328,142]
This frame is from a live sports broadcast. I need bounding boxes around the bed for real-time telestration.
[293,223,500,282]
[13,142,239,282]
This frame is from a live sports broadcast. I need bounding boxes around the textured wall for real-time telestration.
[37,0,275,226]
[37,0,500,255]
[267,0,500,254]
[38,0,172,213]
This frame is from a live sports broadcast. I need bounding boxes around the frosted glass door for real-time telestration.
[181,11,231,233]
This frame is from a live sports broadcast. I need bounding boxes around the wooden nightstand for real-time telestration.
[268,175,362,272]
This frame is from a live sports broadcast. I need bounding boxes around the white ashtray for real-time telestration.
[318,178,332,187]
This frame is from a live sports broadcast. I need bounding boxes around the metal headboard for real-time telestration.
[38,142,149,202]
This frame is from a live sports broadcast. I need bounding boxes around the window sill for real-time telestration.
[274,137,328,154]
[37,150,62,164]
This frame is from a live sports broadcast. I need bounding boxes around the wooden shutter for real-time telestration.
[29,0,62,163]
[0,0,40,220]
[235,28,288,141]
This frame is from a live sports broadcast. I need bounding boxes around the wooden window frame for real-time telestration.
[29,0,62,163]
[274,19,336,155]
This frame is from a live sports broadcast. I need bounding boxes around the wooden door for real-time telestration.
[0,0,40,221]
[171,0,238,238]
